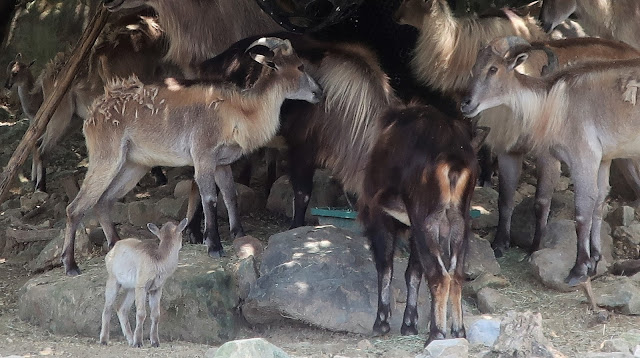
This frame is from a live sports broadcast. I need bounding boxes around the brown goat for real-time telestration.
[99,218,188,347]
[462,36,640,286]
[359,104,479,344]
[61,37,322,276]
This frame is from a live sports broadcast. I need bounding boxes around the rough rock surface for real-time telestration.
[211,338,290,358]
[416,338,469,358]
[477,287,514,314]
[587,276,640,315]
[488,311,561,358]
[511,191,575,249]
[464,234,501,279]
[19,245,240,344]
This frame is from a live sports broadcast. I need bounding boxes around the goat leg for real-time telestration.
[401,240,422,336]
[530,152,560,254]
[493,152,523,257]
[214,165,245,238]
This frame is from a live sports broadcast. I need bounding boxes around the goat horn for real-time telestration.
[490,36,530,58]
[246,37,292,54]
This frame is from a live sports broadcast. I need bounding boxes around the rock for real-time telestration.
[53,202,67,220]
[1,198,20,211]
[266,171,343,220]
[28,227,91,273]
[31,191,49,203]
[233,236,264,260]
[477,287,514,314]
[602,339,632,353]
[556,176,571,191]
[619,330,640,349]
[111,202,129,224]
[19,245,240,344]
[530,220,613,292]
[517,183,537,198]
[212,338,289,358]
[611,161,639,203]
[234,256,258,300]
[511,191,575,249]
[472,187,499,213]
[20,196,39,212]
[467,318,500,347]
[416,338,469,358]
[587,276,640,315]
[607,206,636,228]
[156,197,188,220]
[583,353,633,358]
[174,179,193,198]
[613,224,640,259]
[357,339,373,350]
[127,200,159,227]
[242,226,434,334]
[205,347,219,358]
[472,211,499,230]
[489,311,560,358]
[87,227,106,247]
[463,273,510,297]
[464,235,501,280]
[218,184,265,219]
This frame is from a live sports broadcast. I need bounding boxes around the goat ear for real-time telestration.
[15,53,22,61]
[28,60,35,68]
[177,218,189,233]
[147,223,161,237]
[507,52,528,71]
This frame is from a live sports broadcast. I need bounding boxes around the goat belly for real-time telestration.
[127,146,194,167]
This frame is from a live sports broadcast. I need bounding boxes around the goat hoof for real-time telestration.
[208,248,225,258]
[100,340,108,346]
[131,341,143,348]
[65,265,81,277]
[451,327,466,338]
[401,323,418,336]
[425,331,446,346]
[372,321,390,336]
[565,267,588,287]
[151,341,159,348]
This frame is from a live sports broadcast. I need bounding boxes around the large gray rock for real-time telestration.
[477,287,514,314]
[530,220,613,292]
[19,245,240,344]
[242,226,434,334]
[212,338,289,358]
[588,276,640,315]
[511,191,575,249]
[416,338,469,358]
[156,197,188,220]
[467,318,501,347]
[488,311,561,358]
[266,171,344,219]
[465,235,501,280]
[28,226,92,273]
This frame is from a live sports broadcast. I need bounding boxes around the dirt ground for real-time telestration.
[1,105,640,358]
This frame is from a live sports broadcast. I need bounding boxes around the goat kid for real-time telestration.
[461,36,640,286]
[359,104,480,344]
[99,218,188,347]
[62,37,322,276]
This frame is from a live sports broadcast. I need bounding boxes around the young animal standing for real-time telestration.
[359,104,479,344]
[61,37,322,276]
[99,218,188,347]
[461,36,640,286]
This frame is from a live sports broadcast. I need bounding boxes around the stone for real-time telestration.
[472,211,499,230]
[212,338,289,358]
[234,256,258,300]
[218,184,265,219]
[489,311,560,358]
[511,191,575,249]
[587,277,640,315]
[613,224,640,259]
[602,339,632,353]
[530,220,613,292]
[467,318,500,347]
[242,226,434,334]
[87,227,106,247]
[463,273,510,297]
[19,245,239,344]
[232,236,264,260]
[472,187,499,213]
[174,179,193,199]
[111,202,129,225]
[127,200,159,227]
[266,171,343,220]
[477,287,514,314]
[357,339,373,350]
[1,198,20,211]
[19,196,39,212]
[620,330,640,349]
[28,227,91,273]
[583,353,633,358]
[416,338,469,358]
[556,176,571,191]
[156,197,188,220]
[31,191,49,203]
[607,206,636,228]
[464,235,501,280]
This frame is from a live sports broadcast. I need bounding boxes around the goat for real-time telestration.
[359,104,480,344]
[4,53,41,119]
[395,0,640,257]
[61,37,322,276]
[539,0,640,48]
[99,218,188,347]
[461,36,640,286]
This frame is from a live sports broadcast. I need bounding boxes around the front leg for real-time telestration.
[194,161,223,258]
[288,144,315,229]
[214,164,245,238]
[493,152,523,257]
[401,240,422,336]
[530,151,561,253]
[587,160,611,275]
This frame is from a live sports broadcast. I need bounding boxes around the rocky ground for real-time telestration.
[2,95,640,358]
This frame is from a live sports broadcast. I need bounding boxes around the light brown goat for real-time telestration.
[461,36,640,286]
[61,37,322,276]
[99,218,188,347]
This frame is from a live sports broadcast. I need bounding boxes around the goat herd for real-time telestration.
[4,0,640,350]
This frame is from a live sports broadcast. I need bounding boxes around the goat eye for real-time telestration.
[488,66,497,76]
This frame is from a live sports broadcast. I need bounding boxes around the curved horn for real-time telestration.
[490,36,531,58]
[246,37,290,53]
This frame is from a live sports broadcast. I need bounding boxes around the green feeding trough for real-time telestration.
[311,207,483,233]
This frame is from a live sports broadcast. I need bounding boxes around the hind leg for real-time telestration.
[149,287,163,347]
[493,152,522,257]
[99,276,119,345]
[530,152,561,254]
[215,164,245,238]
[447,208,468,339]
[401,238,422,336]
[117,289,135,345]
[194,158,223,257]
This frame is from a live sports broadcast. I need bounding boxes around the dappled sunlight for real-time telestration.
[135,191,151,199]
[472,205,491,214]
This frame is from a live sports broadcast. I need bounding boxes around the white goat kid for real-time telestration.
[99,218,188,347]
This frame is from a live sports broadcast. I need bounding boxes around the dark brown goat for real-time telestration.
[359,104,478,344]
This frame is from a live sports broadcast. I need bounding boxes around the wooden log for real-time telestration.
[0,6,110,204]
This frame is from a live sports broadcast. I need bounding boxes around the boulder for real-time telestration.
[156,197,188,220]
[467,318,501,347]
[127,200,159,227]
[234,256,258,301]
[463,274,510,297]
[28,226,92,273]
[464,235,501,280]
[488,311,561,358]
[476,287,514,314]
[212,338,289,358]
[511,191,575,249]
[18,245,240,344]
[242,226,436,334]
[416,338,469,358]
[612,224,640,259]
[587,276,640,315]
[174,179,193,199]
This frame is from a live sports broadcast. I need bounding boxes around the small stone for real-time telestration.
[467,318,500,347]
[476,287,514,314]
[357,339,373,350]
[19,196,39,212]
[31,191,49,203]
[233,236,264,260]
[556,176,571,191]
[463,273,510,297]
[127,200,158,227]
[464,235,500,280]
[602,338,632,353]
[417,338,468,358]
[174,179,193,199]
[608,206,636,227]
[212,338,289,358]
[156,197,188,220]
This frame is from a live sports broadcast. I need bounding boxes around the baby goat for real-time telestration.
[99,218,188,347]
